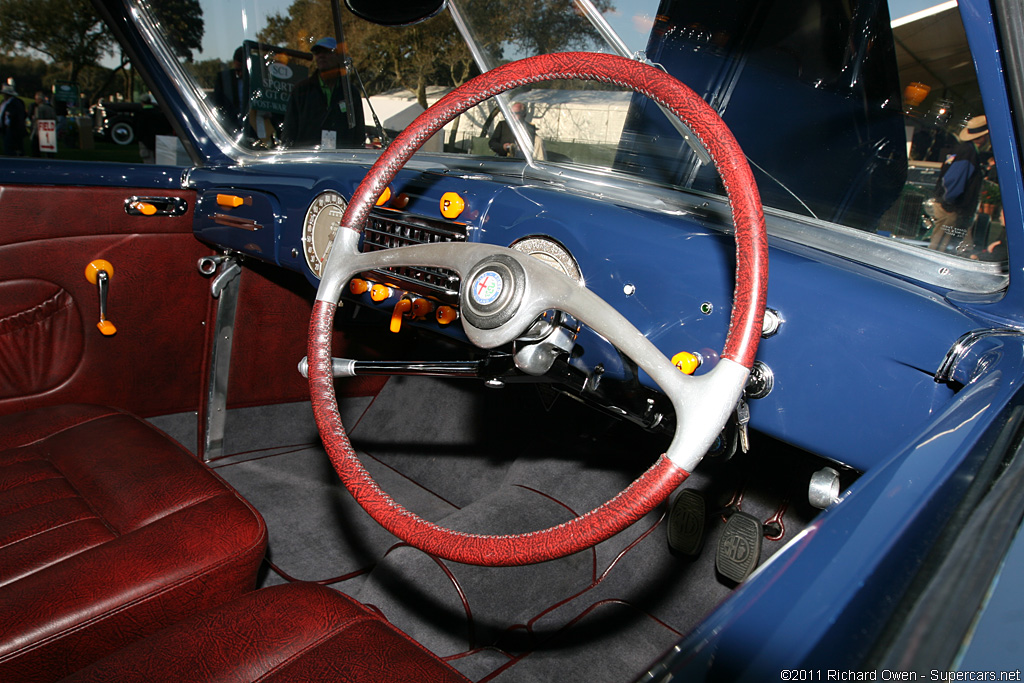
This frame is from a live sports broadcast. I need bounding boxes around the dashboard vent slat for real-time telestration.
[360,209,467,303]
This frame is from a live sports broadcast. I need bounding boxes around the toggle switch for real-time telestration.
[129,200,157,216]
[216,194,246,208]
[390,298,412,333]
[84,259,117,336]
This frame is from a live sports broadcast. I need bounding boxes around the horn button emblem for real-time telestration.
[462,255,527,330]
[472,271,503,306]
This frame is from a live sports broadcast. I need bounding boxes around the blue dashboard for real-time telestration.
[189,160,982,473]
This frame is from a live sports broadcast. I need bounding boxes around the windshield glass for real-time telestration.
[148,0,1000,268]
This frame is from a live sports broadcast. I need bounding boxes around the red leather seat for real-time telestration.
[60,581,471,682]
[0,404,267,682]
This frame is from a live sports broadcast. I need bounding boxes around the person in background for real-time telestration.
[929,115,990,254]
[281,37,364,149]
[488,101,536,157]
[1,82,27,156]
[212,46,251,136]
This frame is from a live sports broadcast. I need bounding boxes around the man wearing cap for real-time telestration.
[1,83,27,156]
[929,114,991,253]
[281,36,365,149]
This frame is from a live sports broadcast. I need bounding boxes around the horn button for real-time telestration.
[462,255,527,330]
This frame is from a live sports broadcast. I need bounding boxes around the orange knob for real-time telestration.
[97,320,117,336]
[84,259,114,284]
[435,305,458,325]
[349,278,369,295]
[376,187,392,206]
[440,192,465,219]
[410,298,433,318]
[370,283,392,302]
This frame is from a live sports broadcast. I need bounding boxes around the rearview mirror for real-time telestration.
[345,0,447,25]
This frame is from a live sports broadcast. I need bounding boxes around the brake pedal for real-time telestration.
[667,489,706,557]
[716,511,762,583]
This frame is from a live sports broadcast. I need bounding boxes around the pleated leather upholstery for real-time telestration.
[0,404,267,682]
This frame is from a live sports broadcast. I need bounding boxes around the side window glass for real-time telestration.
[624,0,1001,263]
[893,3,1000,261]
[0,1,194,165]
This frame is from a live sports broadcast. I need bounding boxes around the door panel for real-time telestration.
[0,184,215,419]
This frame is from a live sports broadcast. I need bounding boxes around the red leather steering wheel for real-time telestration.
[308,52,767,566]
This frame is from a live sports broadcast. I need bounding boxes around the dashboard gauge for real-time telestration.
[302,191,348,278]
[510,236,583,284]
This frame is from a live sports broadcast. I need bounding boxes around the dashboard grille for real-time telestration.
[361,209,466,303]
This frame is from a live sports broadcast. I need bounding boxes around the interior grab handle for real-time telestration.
[85,259,117,336]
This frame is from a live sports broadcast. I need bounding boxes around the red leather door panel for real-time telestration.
[0,185,215,418]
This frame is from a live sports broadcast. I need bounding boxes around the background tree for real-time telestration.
[148,0,205,62]
[0,0,204,96]
[0,0,115,85]
[258,0,611,109]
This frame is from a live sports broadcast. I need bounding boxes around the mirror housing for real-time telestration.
[345,0,446,25]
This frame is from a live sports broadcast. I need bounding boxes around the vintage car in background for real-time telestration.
[1,0,1023,680]
[90,96,173,146]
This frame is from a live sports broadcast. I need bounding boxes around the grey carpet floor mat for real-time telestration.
[160,377,821,682]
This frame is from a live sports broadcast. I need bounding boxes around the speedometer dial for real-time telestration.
[302,191,348,278]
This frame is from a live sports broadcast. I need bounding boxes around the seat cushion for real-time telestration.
[0,404,267,682]
[60,581,471,682]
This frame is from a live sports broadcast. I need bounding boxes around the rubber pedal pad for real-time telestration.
[667,489,706,557]
[716,511,763,583]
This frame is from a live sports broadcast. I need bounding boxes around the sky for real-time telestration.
[193,0,949,62]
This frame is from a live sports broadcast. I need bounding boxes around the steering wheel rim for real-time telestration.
[309,52,767,566]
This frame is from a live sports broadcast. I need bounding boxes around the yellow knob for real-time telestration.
[440,192,465,219]
[671,351,701,375]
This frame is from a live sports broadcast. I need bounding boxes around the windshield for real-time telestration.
[150,0,1001,271]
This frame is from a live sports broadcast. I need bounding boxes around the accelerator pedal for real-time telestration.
[716,511,763,583]
[667,489,706,557]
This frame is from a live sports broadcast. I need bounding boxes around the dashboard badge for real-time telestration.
[472,270,503,306]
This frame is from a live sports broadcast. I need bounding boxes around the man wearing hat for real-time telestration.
[1,82,27,156]
[281,36,365,149]
[929,114,991,253]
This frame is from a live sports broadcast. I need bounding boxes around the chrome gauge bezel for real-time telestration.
[509,235,583,285]
[302,190,348,278]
